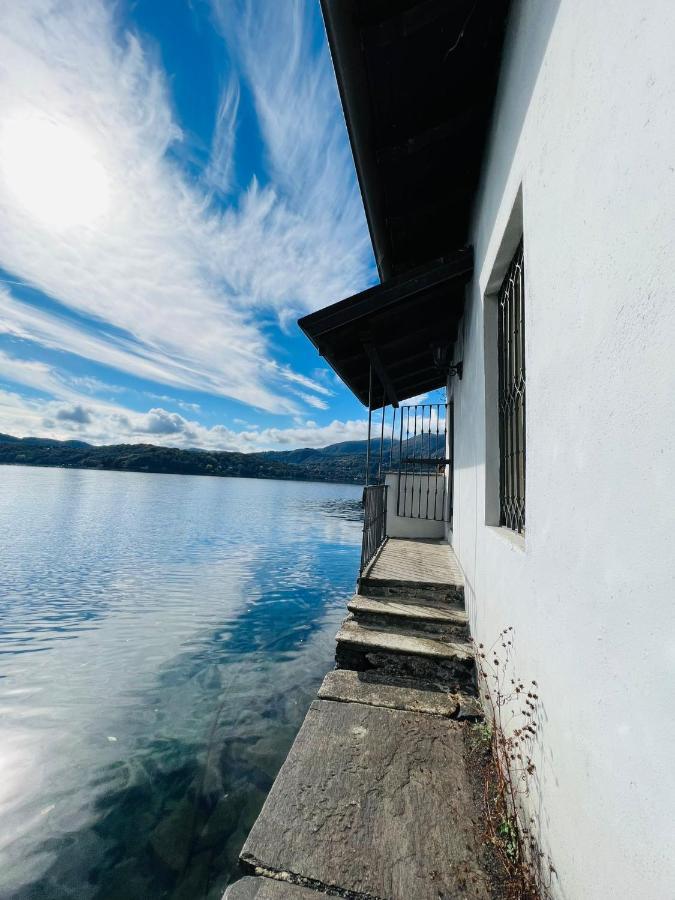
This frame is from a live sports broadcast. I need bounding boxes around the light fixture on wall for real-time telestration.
[431,342,463,379]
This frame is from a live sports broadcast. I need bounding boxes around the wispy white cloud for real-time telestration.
[292,391,329,411]
[205,75,240,196]
[0,379,366,452]
[0,348,83,401]
[145,392,201,413]
[274,365,334,397]
[0,288,277,403]
[210,0,373,320]
[0,345,363,450]
[69,375,125,395]
[0,0,372,425]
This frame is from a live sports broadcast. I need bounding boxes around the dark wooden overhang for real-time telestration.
[299,0,510,409]
[320,0,510,281]
[298,247,472,410]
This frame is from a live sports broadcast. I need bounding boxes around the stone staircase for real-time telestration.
[226,539,497,900]
[333,538,478,704]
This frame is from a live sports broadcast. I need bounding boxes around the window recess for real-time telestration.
[497,238,525,533]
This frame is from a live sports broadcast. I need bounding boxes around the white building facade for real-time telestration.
[302,2,675,896]
[449,3,675,896]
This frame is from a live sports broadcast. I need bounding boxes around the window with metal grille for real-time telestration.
[497,238,525,533]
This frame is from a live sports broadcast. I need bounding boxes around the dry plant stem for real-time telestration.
[474,628,553,899]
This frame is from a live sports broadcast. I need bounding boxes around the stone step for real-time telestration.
[347,594,468,637]
[318,669,482,721]
[223,876,323,899]
[358,574,464,605]
[239,699,496,900]
[360,538,465,605]
[335,616,476,693]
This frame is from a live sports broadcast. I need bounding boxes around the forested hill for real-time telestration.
[0,432,446,485]
[0,433,375,485]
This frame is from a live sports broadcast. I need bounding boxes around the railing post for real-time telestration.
[365,363,373,486]
[389,407,396,471]
[383,481,388,544]
[377,391,386,483]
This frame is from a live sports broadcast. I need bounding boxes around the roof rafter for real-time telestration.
[362,341,399,409]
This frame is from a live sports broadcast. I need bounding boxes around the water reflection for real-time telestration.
[0,467,362,899]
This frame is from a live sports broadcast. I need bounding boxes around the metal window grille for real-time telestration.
[498,239,526,533]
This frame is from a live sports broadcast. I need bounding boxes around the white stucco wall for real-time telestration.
[449,2,675,897]
[385,472,445,539]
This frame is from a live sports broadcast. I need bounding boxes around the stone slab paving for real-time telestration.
[317,669,482,720]
[336,616,472,661]
[240,699,495,900]
[364,538,464,587]
[224,876,324,899]
[348,594,468,628]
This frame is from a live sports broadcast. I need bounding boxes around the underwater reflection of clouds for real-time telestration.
[0,468,362,898]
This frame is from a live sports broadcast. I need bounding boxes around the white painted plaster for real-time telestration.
[448,2,675,897]
[384,473,445,539]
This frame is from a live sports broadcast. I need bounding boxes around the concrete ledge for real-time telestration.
[336,617,473,661]
[485,525,526,553]
[240,699,495,900]
[348,594,468,628]
[223,876,324,898]
[318,669,482,720]
[366,537,464,587]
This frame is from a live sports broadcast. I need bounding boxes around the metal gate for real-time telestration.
[396,402,453,523]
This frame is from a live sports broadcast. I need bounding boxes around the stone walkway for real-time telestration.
[364,537,465,591]
[225,539,500,900]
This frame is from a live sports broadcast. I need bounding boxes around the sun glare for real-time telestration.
[0,113,110,229]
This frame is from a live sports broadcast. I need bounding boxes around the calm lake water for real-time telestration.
[0,466,362,899]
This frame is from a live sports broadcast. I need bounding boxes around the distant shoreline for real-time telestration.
[0,460,361,488]
[0,434,370,486]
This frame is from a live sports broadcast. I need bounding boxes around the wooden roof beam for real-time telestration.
[376,107,481,163]
[361,0,458,48]
[362,341,399,408]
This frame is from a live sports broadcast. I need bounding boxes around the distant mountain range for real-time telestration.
[0,432,446,485]
[0,433,375,485]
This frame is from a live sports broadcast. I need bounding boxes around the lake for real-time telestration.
[0,466,362,899]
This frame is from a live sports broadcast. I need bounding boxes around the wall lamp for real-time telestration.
[431,343,463,380]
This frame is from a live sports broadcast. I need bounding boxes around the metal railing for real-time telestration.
[360,483,388,573]
[358,365,452,573]
[396,402,452,523]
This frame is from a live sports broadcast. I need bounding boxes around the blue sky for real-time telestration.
[0,0,405,451]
